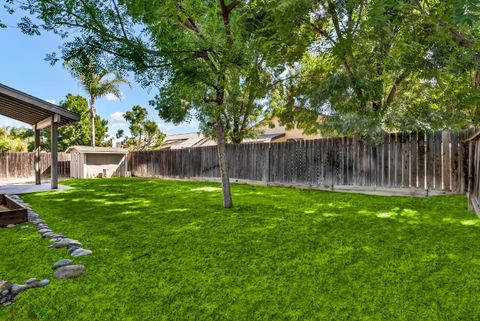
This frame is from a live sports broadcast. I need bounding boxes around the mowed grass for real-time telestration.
[1,178,480,320]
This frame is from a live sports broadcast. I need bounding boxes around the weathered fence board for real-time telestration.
[128,130,475,195]
[0,152,70,179]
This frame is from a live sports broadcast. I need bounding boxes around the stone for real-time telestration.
[37,280,50,287]
[53,265,85,279]
[25,278,38,285]
[49,239,71,248]
[6,224,15,228]
[37,229,51,234]
[42,232,55,238]
[10,284,26,294]
[68,240,83,247]
[67,245,82,254]
[0,281,12,293]
[1,290,9,296]
[71,249,93,257]
[2,301,12,307]
[52,259,73,270]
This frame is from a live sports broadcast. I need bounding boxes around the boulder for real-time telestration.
[53,265,86,279]
[0,281,12,293]
[71,249,93,257]
[52,259,73,270]
[10,284,26,294]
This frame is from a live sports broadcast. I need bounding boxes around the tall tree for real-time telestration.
[258,0,479,138]
[65,57,129,147]
[21,0,286,208]
[57,94,109,150]
[121,105,165,151]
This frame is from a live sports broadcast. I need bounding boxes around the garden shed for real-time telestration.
[66,146,128,178]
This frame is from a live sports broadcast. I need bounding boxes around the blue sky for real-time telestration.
[0,15,199,139]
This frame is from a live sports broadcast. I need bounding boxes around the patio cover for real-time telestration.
[0,83,80,189]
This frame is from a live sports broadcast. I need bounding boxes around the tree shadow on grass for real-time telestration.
[15,178,480,320]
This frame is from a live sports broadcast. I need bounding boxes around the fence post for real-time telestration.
[5,153,8,179]
[467,141,475,210]
[264,143,271,185]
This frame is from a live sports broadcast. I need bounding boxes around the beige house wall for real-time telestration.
[260,117,323,142]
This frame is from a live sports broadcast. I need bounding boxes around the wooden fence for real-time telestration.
[128,130,474,196]
[0,152,70,179]
[467,134,480,216]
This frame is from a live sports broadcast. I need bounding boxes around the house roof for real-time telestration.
[163,132,215,149]
[0,83,80,127]
[66,146,128,154]
[243,133,286,143]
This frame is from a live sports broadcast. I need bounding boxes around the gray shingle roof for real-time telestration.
[65,146,128,154]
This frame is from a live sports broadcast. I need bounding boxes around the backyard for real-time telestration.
[0,178,479,320]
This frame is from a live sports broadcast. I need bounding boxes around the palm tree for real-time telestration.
[66,59,130,147]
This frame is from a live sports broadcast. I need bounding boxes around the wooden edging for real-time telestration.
[0,194,28,226]
[129,175,457,198]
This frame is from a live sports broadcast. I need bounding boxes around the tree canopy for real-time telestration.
[6,0,480,206]
[65,57,129,147]
[258,0,480,138]
[119,105,165,151]
[57,94,110,151]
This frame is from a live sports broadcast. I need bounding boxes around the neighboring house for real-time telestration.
[162,117,323,149]
[66,146,128,178]
[162,132,216,150]
[257,117,323,142]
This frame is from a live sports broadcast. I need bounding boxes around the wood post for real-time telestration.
[34,125,41,185]
[51,115,58,189]
[467,141,475,210]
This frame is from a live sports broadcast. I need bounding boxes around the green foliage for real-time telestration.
[57,94,109,150]
[260,0,480,138]
[64,56,129,146]
[121,105,165,150]
[0,127,30,152]
[1,178,480,319]
[65,57,129,104]
[19,0,283,143]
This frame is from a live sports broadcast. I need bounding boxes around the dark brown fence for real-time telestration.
[128,130,473,196]
[467,134,480,216]
[0,152,70,179]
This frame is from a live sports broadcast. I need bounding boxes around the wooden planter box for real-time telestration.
[0,195,28,227]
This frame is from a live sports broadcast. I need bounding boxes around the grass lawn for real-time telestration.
[1,178,480,320]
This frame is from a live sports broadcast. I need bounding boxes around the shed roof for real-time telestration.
[0,83,80,127]
[66,146,128,154]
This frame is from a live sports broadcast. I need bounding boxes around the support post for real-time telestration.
[34,124,41,185]
[51,115,58,189]
[468,141,475,210]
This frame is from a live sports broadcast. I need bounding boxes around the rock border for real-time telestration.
[1,195,90,307]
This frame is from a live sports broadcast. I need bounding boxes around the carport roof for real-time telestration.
[0,83,80,127]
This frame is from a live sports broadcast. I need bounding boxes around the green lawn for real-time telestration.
[1,178,480,320]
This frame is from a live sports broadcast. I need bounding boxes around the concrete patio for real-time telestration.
[0,181,72,195]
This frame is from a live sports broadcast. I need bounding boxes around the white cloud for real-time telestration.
[45,99,56,104]
[110,112,126,124]
[105,91,124,101]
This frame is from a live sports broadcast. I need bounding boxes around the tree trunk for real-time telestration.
[473,71,480,124]
[215,120,233,208]
[90,97,96,147]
